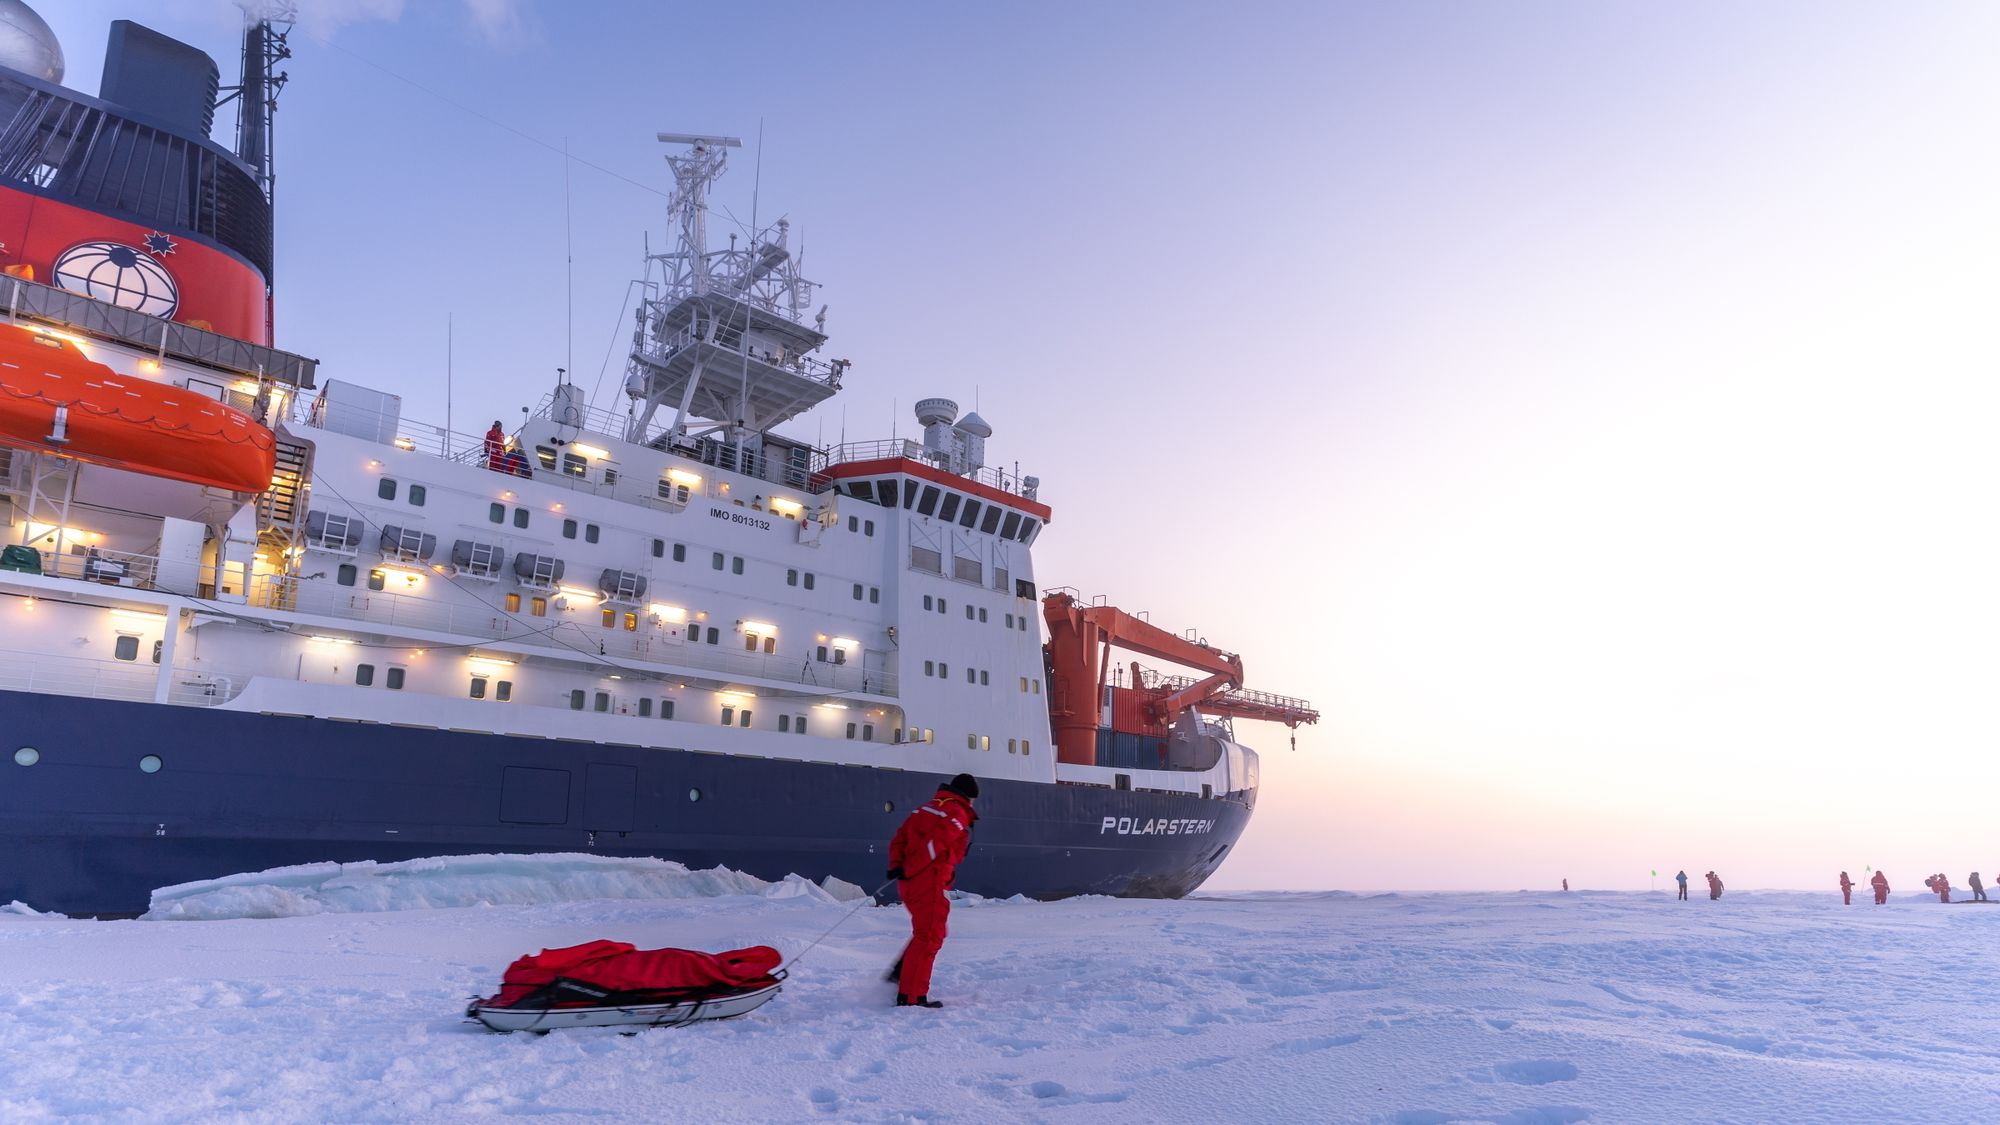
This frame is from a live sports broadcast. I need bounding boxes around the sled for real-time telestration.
[467,976,784,1033]
[467,939,785,1033]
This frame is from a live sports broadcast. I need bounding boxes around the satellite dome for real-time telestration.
[914,398,958,428]
[0,1,62,84]
[956,411,992,438]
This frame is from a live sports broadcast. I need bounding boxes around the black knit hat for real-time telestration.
[944,773,980,800]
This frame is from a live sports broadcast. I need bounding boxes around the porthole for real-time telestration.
[139,754,163,774]
[687,787,702,802]
[883,800,894,813]
[14,747,38,766]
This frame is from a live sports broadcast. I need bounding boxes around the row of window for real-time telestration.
[966,733,1035,756]
[486,503,532,529]
[562,519,600,543]
[379,479,428,506]
[845,515,877,537]
[840,478,1042,544]
[12,747,160,772]
[111,635,163,663]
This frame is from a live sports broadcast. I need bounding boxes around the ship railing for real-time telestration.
[633,323,847,386]
[289,398,496,466]
[252,575,898,695]
[4,275,318,387]
[0,648,160,705]
[823,440,1039,499]
[18,545,161,590]
[529,392,638,440]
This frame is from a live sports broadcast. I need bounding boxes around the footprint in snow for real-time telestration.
[1493,1059,1580,1085]
[1273,1034,1364,1054]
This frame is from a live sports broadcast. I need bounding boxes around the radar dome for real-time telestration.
[914,398,958,428]
[0,0,62,84]
[956,411,992,438]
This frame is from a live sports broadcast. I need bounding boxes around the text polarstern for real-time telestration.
[1101,817,1216,836]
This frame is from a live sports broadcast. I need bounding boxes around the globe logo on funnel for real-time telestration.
[51,240,180,319]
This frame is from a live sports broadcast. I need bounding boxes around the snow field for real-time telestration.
[3,877,1999,1122]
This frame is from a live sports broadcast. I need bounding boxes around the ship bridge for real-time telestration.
[625,290,841,440]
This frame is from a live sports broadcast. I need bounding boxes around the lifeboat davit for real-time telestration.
[0,323,276,493]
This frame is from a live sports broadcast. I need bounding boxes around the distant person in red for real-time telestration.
[1838,871,1853,906]
[484,420,507,471]
[1705,871,1722,900]
[1970,872,1987,903]
[886,773,979,1009]
[1561,879,1568,893]
[1871,870,1890,905]
[1935,874,1951,903]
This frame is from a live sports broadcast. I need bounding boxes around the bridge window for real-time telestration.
[982,508,1004,534]
[916,486,940,516]
[937,493,961,522]
[958,500,981,529]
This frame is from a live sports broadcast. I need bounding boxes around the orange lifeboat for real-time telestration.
[0,323,276,493]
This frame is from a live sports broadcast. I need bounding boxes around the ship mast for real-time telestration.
[218,2,293,337]
[620,133,842,465]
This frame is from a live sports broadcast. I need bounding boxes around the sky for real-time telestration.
[39,1,2000,892]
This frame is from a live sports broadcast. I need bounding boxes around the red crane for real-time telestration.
[1042,590,1318,766]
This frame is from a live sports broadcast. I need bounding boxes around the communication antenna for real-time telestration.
[564,136,574,387]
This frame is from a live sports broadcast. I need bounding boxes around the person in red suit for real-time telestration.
[1871,870,1890,905]
[1838,871,1853,906]
[886,773,979,1008]
[483,421,507,471]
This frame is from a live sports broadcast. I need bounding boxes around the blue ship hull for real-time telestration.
[0,689,1250,916]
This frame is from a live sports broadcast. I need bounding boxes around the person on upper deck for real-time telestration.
[484,421,507,471]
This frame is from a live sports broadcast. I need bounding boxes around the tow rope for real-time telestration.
[780,879,895,973]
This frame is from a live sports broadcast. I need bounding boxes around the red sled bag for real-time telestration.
[468,940,785,1031]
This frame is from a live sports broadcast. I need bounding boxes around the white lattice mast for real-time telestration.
[622,132,837,447]
[657,132,737,301]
